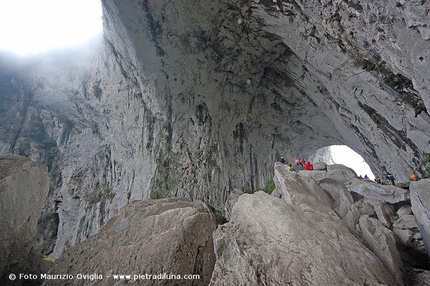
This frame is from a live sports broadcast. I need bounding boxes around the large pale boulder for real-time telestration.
[210,165,396,285]
[410,179,430,255]
[326,164,357,184]
[273,162,333,211]
[0,156,50,285]
[348,178,410,204]
[44,198,217,286]
[359,215,404,285]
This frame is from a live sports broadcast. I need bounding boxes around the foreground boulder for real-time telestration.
[0,156,50,286]
[210,163,396,285]
[326,164,358,183]
[44,198,217,286]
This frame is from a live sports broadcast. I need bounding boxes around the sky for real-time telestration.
[330,145,375,180]
[0,0,102,55]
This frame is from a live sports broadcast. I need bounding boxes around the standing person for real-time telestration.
[305,161,314,170]
[301,158,306,166]
[374,175,381,184]
[386,172,395,185]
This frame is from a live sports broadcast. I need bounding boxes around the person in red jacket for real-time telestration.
[301,158,306,166]
[305,161,314,170]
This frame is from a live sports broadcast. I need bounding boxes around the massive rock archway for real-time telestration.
[101,0,429,191]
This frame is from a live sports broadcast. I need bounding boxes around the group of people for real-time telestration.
[280,157,314,171]
[360,173,396,185]
[281,156,421,185]
[372,173,395,185]
[369,172,420,186]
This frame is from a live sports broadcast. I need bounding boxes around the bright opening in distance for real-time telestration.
[330,145,375,180]
[0,0,102,55]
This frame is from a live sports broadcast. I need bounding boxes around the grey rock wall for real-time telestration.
[0,156,50,285]
[0,0,429,258]
[410,179,430,256]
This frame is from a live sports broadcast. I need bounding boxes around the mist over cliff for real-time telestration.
[0,0,429,260]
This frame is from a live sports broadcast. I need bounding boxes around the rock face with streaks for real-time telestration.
[359,215,404,285]
[0,156,50,285]
[410,179,430,256]
[0,0,429,259]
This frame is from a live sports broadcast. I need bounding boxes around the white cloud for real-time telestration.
[0,0,102,55]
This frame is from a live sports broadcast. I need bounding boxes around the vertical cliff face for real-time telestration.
[0,156,50,284]
[0,0,429,257]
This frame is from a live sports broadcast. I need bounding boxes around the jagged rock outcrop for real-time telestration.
[349,178,410,204]
[0,0,429,258]
[373,202,396,228]
[44,198,217,286]
[0,155,50,285]
[211,166,396,285]
[393,214,423,252]
[410,179,430,256]
[359,215,404,285]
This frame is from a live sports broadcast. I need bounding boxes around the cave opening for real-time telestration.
[311,145,374,180]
